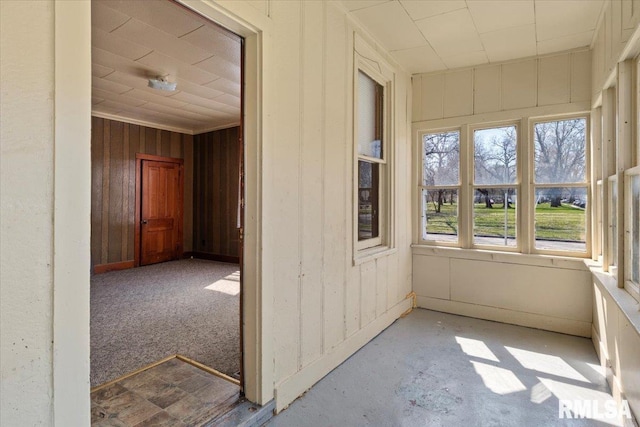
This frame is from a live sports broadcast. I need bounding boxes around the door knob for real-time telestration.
[141,220,148,224]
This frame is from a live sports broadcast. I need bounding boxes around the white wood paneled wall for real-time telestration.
[591,0,640,98]
[412,50,591,123]
[265,1,412,411]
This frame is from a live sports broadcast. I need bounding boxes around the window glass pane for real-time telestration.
[422,188,458,243]
[473,188,517,247]
[609,180,618,266]
[474,126,517,185]
[534,187,587,252]
[630,175,639,284]
[534,118,586,184]
[358,71,383,159]
[358,161,379,241]
[423,131,459,186]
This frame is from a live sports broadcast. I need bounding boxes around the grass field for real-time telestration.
[424,202,585,242]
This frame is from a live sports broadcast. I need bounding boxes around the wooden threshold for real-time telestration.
[91,354,240,393]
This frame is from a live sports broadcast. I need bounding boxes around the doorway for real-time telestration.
[88,1,249,420]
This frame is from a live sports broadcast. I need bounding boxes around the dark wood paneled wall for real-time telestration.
[193,127,240,260]
[91,117,192,269]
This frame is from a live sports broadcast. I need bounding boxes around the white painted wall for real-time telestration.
[413,50,591,122]
[1,1,55,425]
[411,51,594,338]
[591,0,640,100]
[413,249,593,336]
[262,1,412,411]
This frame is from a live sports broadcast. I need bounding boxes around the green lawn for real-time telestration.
[424,202,585,241]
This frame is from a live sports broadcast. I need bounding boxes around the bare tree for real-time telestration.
[423,132,459,213]
[474,127,517,208]
[534,119,586,207]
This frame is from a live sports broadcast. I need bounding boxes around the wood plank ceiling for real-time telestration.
[91,0,241,135]
[342,0,606,74]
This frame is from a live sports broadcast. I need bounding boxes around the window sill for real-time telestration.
[587,263,640,339]
[353,246,397,266]
[411,244,589,270]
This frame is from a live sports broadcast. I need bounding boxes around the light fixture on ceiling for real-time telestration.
[148,75,177,92]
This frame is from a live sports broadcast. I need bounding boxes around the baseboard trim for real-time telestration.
[186,252,240,264]
[274,298,412,412]
[93,260,134,274]
[416,295,591,337]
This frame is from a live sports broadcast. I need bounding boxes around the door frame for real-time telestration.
[134,153,185,268]
[53,2,271,423]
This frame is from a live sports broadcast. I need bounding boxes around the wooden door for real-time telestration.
[140,158,183,266]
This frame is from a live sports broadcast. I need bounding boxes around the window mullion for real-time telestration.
[521,117,532,254]
[459,125,472,248]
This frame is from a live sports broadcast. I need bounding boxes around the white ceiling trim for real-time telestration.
[91,111,239,135]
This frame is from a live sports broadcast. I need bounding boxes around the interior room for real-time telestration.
[1,0,639,426]
[88,0,244,400]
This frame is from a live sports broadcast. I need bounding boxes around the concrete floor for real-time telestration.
[267,309,622,427]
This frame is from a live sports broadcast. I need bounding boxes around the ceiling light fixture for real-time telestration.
[148,75,177,92]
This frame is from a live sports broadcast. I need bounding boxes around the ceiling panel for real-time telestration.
[441,51,489,70]
[193,56,241,83]
[180,25,242,64]
[112,18,213,65]
[351,1,426,51]
[136,51,221,86]
[91,1,129,32]
[98,0,204,37]
[390,45,446,74]
[91,0,242,134]
[535,0,603,41]
[93,77,133,95]
[481,24,537,63]
[92,26,152,61]
[415,9,483,57]
[92,63,114,78]
[399,0,466,21]
[92,87,147,107]
[342,0,392,12]
[467,0,534,34]
[206,77,241,96]
[537,31,593,55]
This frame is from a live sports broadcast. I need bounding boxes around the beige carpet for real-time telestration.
[91,259,240,387]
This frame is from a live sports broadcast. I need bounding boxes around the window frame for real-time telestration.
[529,114,591,257]
[418,127,462,247]
[470,122,521,252]
[624,166,640,302]
[607,174,618,277]
[353,35,395,259]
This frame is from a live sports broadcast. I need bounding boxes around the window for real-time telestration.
[533,118,588,253]
[624,166,640,300]
[354,35,394,256]
[357,71,383,245]
[421,130,460,244]
[608,176,618,274]
[473,125,518,248]
[417,115,589,257]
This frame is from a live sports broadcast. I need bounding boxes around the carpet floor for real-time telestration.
[91,259,240,387]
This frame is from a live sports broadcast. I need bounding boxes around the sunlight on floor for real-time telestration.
[538,377,623,426]
[505,346,589,383]
[204,271,240,295]
[471,361,527,395]
[455,336,499,362]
